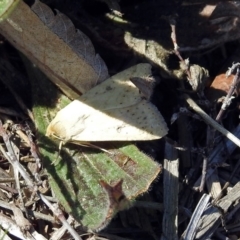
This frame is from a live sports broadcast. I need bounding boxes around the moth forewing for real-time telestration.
[46,100,90,142]
[79,63,152,110]
[46,63,168,142]
[47,99,167,141]
[130,75,156,100]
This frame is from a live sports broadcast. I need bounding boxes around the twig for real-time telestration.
[169,16,192,81]
[0,199,55,223]
[0,177,15,183]
[0,127,34,188]
[12,124,31,146]
[193,125,240,189]
[0,212,34,240]
[216,67,240,122]
[25,125,41,171]
[0,120,82,240]
[39,194,82,240]
[50,215,77,240]
[226,62,240,76]
[0,183,18,194]
[183,94,240,148]
[169,16,193,167]
[169,17,178,51]
[199,123,218,193]
[0,122,35,222]
[199,155,208,192]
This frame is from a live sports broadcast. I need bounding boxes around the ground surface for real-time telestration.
[1,0,240,239]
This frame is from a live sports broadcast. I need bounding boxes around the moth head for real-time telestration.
[46,121,68,142]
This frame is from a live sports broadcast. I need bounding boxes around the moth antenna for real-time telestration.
[50,132,111,154]
[87,143,112,154]
[72,141,112,154]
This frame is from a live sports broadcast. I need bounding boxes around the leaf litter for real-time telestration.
[1,0,240,240]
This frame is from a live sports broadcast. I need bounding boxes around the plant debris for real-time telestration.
[1,0,240,240]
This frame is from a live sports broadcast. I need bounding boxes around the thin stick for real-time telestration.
[169,16,192,167]
[183,94,240,148]
[39,194,82,240]
[0,121,82,240]
[199,156,208,192]
[169,17,192,80]
[216,67,240,122]
[199,124,216,192]
[193,125,240,189]
[0,199,55,223]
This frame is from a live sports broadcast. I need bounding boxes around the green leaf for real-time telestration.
[29,66,161,231]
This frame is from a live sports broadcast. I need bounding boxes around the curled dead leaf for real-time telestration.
[0,0,109,99]
[205,74,240,103]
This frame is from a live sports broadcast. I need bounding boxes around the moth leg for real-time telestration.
[51,140,63,166]
[73,141,111,154]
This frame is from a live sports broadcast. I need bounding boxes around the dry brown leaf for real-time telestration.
[205,73,240,103]
[0,0,109,99]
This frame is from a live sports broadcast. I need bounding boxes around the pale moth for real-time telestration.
[46,64,168,142]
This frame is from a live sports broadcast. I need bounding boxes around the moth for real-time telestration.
[46,64,168,143]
